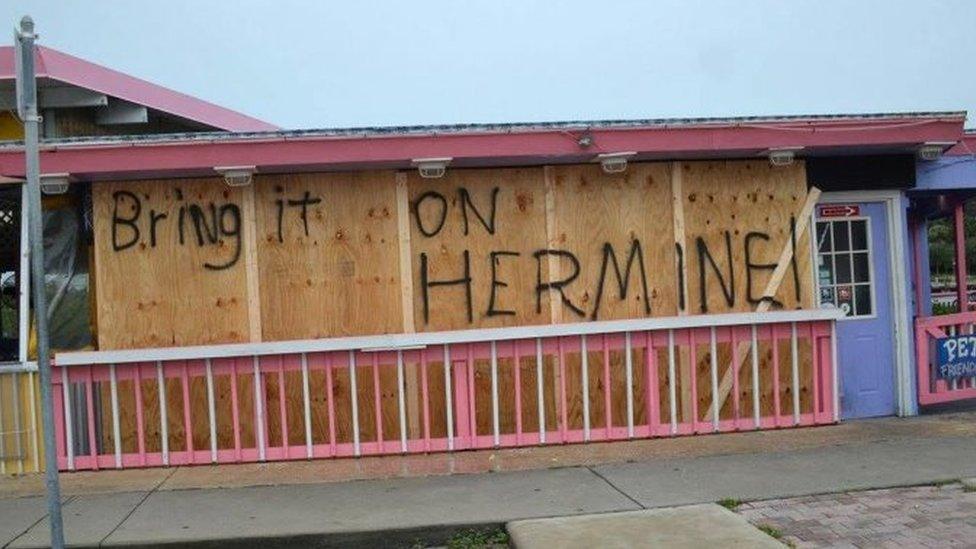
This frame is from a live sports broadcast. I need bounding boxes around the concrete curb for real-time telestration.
[102,522,504,549]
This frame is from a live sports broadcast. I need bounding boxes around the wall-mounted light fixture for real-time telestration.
[596,152,636,174]
[412,157,452,179]
[214,165,256,187]
[39,173,71,195]
[765,146,803,167]
[917,142,955,161]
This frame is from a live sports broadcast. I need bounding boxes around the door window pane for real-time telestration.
[851,220,868,250]
[836,255,852,284]
[819,286,836,307]
[817,222,832,253]
[818,254,834,285]
[833,221,850,251]
[815,214,874,319]
[855,285,873,316]
[853,252,870,283]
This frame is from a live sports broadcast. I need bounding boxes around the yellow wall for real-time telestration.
[0,131,44,471]
[0,373,42,474]
[0,112,25,140]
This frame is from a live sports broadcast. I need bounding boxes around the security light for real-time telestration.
[412,157,452,179]
[214,166,256,187]
[766,147,803,167]
[39,173,70,195]
[917,142,954,161]
[596,152,636,174]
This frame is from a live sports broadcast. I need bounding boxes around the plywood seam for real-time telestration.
[242,184,263,342]
[396,171,421,437]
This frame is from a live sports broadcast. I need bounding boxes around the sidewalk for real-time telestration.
[1,412,974,548]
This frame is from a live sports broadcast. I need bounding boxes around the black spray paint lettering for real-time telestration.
[789,216,801,302]
[111,190,243,270]
[204,204,242,271]
[458,187,499,236]
[591,240,651,320]
[111,190,141,251]
[412,186,500,238]
[534,249,586,318]
[744,231,782,307]
[413,191,448,237]
[696,231,736,313]
[275,188,323,242]
[675,242,685,311]
[419,250,473,324]
[487,251,520,317]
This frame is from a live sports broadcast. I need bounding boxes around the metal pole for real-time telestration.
[15,15,65,549]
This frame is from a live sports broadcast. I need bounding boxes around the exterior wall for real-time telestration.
[91,161,815,350]
[82,160,822,456]
[916,156,976,192]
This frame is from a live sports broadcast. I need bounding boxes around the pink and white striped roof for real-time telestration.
[0,45,278,132]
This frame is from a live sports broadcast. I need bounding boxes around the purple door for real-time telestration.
[815,202,896,418]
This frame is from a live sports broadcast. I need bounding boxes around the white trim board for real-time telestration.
[18,183,29,364]
[818,190,913,417]
[57,308,845,367]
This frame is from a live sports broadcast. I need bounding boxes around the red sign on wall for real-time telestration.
[818,204,860,218]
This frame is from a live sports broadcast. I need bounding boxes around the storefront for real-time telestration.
[0,113,966,471]
[911,132,976,407]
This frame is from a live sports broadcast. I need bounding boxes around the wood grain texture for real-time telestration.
[92,178,250,349]
[254,171,403,340]
[549,162,677,320]
[408,167,550,331]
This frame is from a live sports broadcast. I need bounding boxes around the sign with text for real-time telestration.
[817,204,860,218]
[935,334,976,380]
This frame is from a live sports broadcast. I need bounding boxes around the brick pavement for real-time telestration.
[737,483,976,548]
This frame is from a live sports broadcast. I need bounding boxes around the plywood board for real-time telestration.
[549,162,678,321]
[679,160,814,419]
[407,167,551,331]
[92,160,823,452]
[254,172,403,340]
[92,178,251,349]
[681,160,812,314]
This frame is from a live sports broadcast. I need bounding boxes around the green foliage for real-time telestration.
[756,524,783,539]
[928,203,976,278]
[717,497,741,510]
[932,302,958,316]
[445,528,510,549]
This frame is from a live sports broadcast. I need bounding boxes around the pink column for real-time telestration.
[955,202,968,312]
[910,217,925,315]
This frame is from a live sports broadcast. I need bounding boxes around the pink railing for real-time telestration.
[915,311,976,406]
[53,310,841,471]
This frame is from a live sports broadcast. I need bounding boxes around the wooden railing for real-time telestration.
[53,309,842,471]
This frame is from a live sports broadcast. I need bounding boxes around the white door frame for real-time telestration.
[18,182,29,365]
[816,190,913,417]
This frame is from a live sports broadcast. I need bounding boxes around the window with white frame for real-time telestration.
[815,218,874,318]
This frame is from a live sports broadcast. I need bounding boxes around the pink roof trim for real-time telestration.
[947,133,976,156]
[0,114,964,180]
[0,45,278,132]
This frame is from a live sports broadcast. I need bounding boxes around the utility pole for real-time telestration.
[15,15,66,549]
